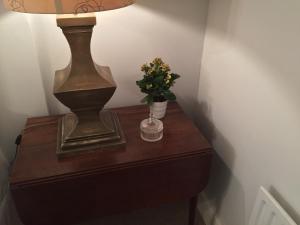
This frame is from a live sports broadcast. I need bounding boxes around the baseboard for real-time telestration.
[197,193,223,225]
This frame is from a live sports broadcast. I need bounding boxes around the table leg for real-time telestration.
[189,196,198,225]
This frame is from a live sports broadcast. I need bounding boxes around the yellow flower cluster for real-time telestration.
[162,64,170,72]
[141,64,149,72]
[165,74,172,84]
[153,57,163,65]
[137,57,180,104]
[141,58,174,85]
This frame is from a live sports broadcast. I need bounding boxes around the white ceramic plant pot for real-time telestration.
[150,101,168,119]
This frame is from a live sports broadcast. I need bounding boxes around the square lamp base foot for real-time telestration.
[56,110,126,158]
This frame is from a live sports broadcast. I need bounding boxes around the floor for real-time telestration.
[78,201,205,225]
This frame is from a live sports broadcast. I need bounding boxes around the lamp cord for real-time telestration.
[11,134,22,168]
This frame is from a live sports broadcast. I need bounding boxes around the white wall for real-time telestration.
[0,5,48,162]
[197,0,300,224]
[0,1,48,223]
[0,2,49,188]
[28,0,208,118]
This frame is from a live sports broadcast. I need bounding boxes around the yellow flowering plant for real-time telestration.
[136,58,180,105]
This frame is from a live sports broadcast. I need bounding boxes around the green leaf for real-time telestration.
[163,90,176,101]
[154,75,164,83]
[141,95,154,105]
[146,95,154,105]
[141,96,148,103]
[172,73,181,80]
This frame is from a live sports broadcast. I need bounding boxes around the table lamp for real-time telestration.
[3,0,134,156]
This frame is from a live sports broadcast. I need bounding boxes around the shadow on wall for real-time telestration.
[0,3,33,162]
[206,0,300,102]
[0,68,24,225]
[0,4,15,224]
[196,0,300,224]
[0,64,28,215]
[0,79,26,162]
[0,0,9,182]
[0,3,48,217]
[0,3,23,162]
[195,102,246,225]
[0,147,9,203]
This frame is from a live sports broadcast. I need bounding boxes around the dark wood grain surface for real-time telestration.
[10,102,212,225]
[11,102,211,187]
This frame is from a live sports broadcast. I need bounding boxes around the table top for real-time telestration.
[10,102,212,187]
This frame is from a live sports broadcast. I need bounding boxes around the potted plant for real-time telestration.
[136,58,180,119]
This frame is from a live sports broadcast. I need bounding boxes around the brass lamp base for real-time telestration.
[56,111,126,157]
[54,13,126,157]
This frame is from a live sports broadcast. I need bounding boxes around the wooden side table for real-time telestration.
[10,102,212,225]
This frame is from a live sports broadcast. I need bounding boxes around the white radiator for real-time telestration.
[249,187,297,225]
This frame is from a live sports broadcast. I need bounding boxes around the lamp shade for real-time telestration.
[3,0,134,14]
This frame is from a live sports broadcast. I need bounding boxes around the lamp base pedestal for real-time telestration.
[56,111,126,158]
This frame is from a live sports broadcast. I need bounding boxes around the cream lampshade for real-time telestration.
[3,0,135,157]
[3,0,134,14]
